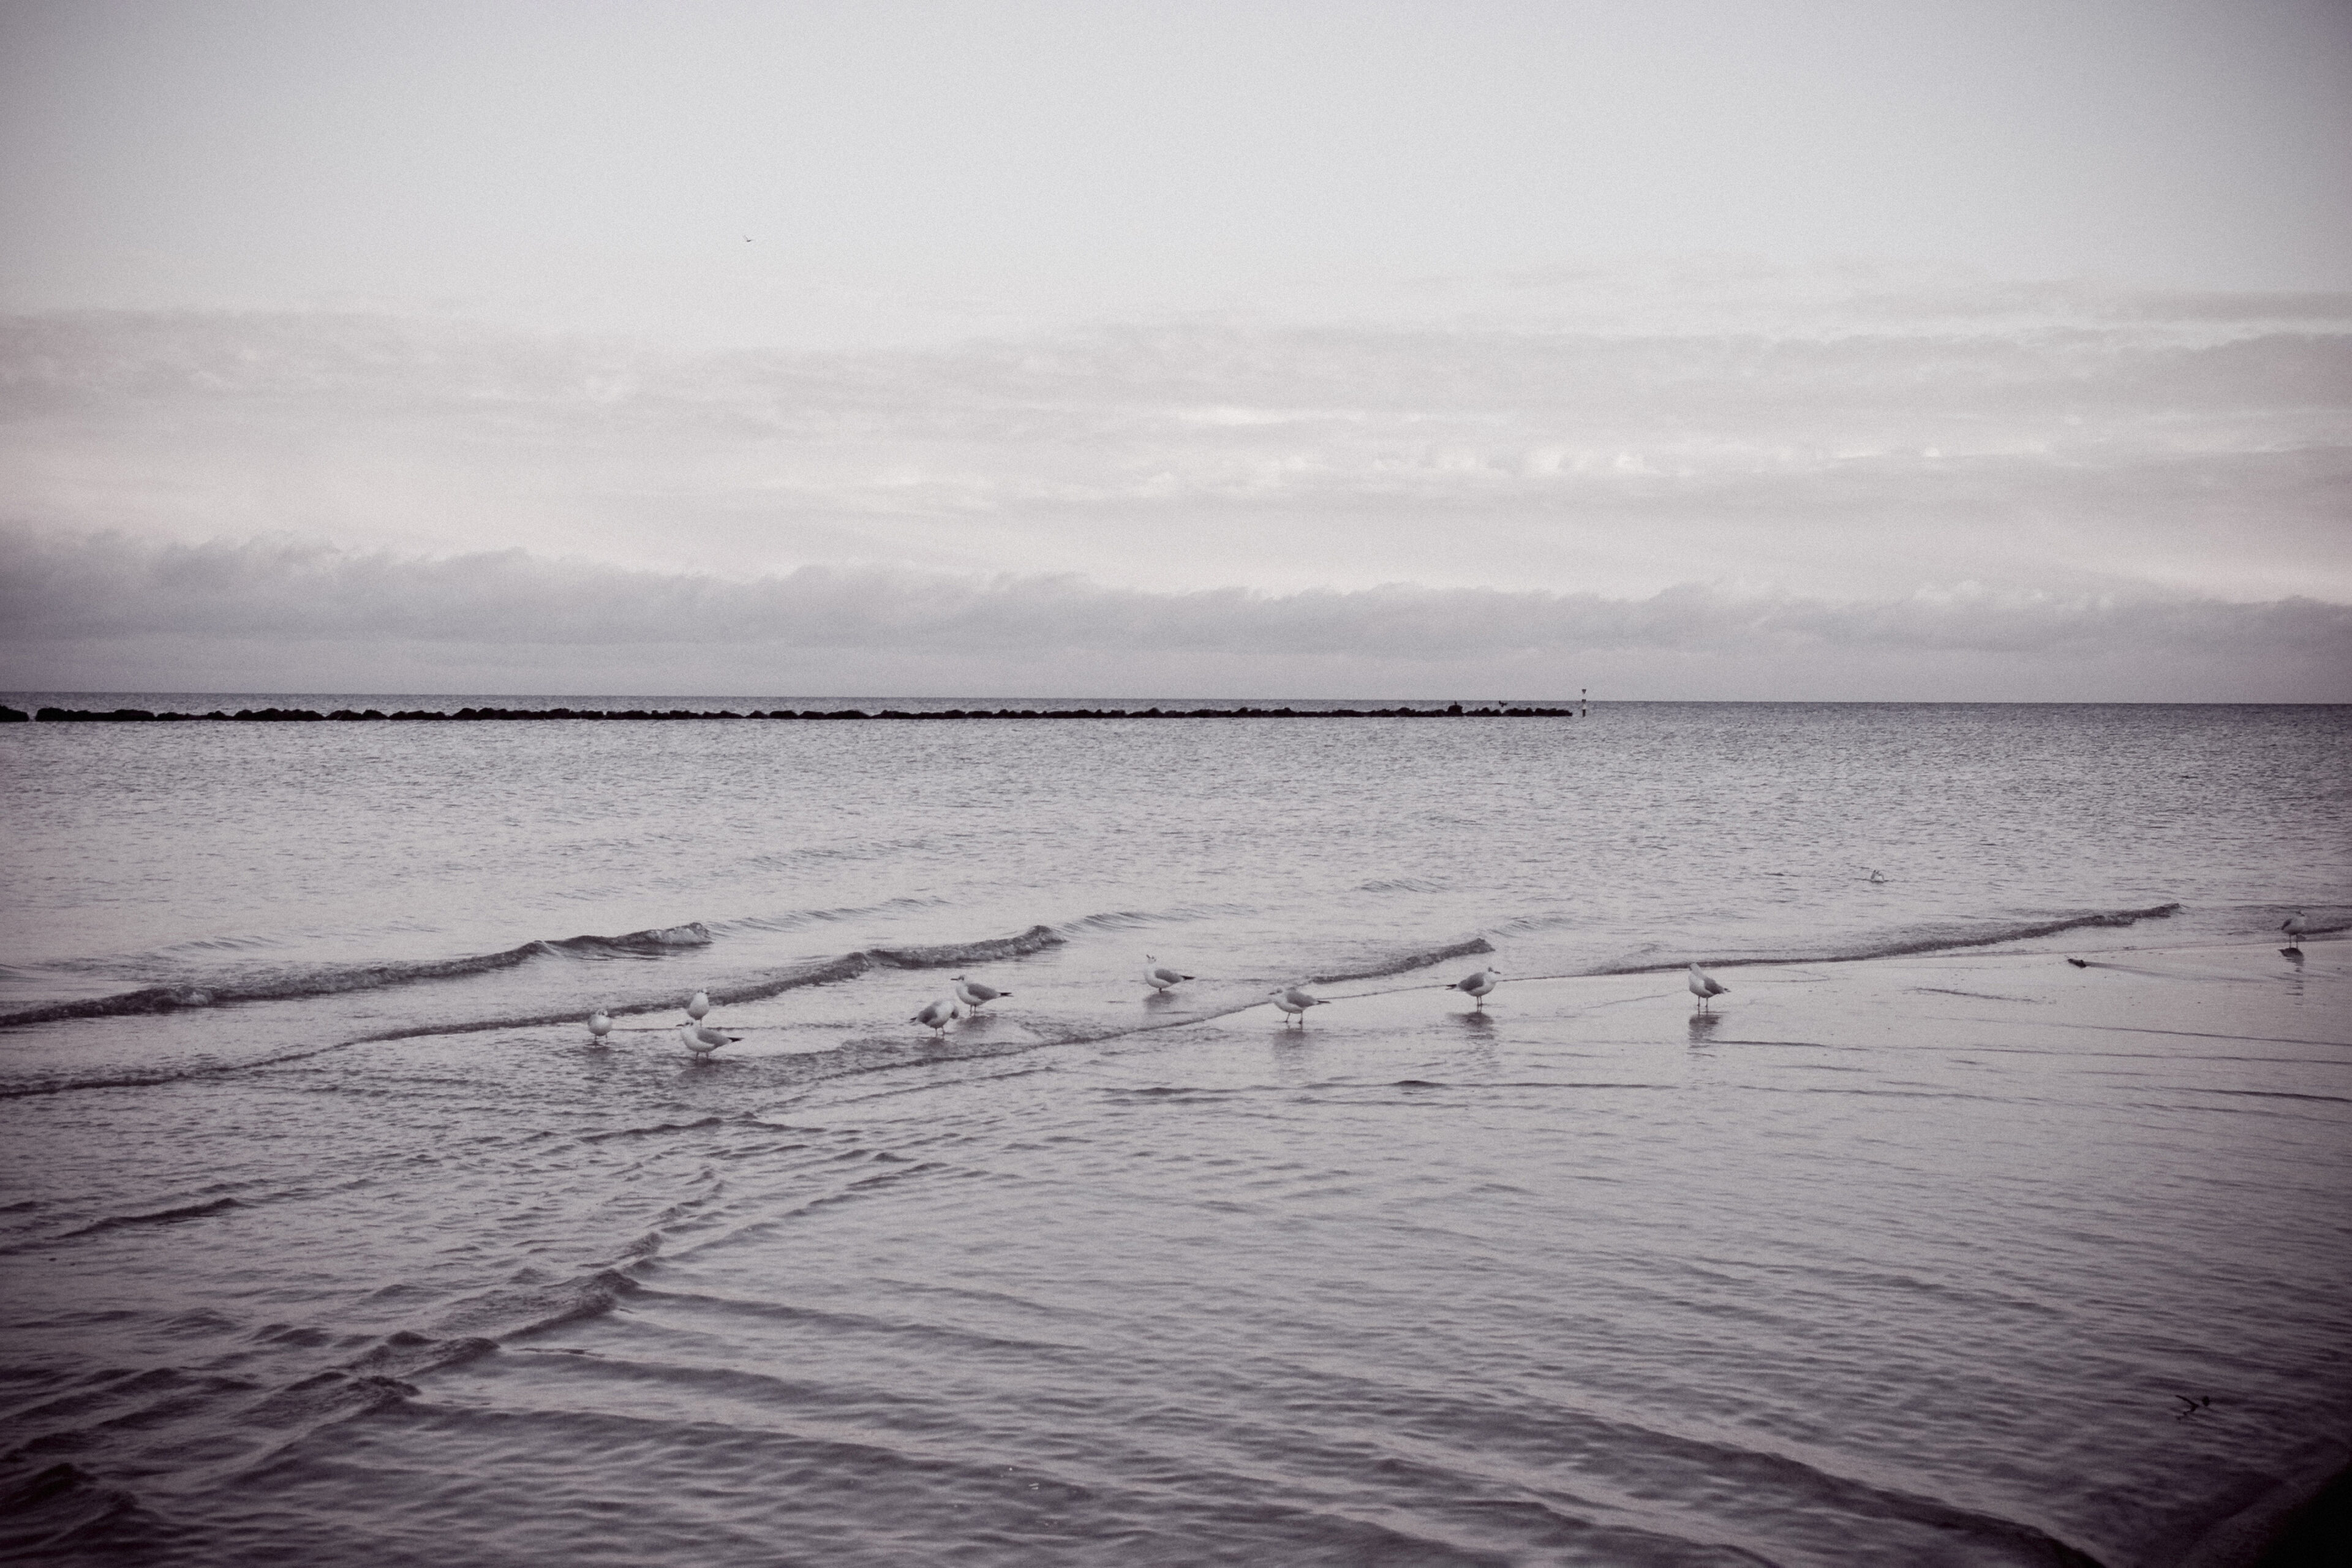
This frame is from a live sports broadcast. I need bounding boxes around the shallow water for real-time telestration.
[1,702,2346,1563]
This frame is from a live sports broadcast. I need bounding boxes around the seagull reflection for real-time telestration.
[1688,1011,1725,1044]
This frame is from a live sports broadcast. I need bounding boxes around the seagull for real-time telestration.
[1454,967,1501,1011]
[911,998,960,1035]
[2067,957,2089,968]
[686,990,712,1021]
[587,1010,613,1042]
[679,1020,737,1056]
[952,976,1009,1009]
[1144,955,1193,993]
[1269,986,1325,1026]
[2282,912,2307,947]
[1867,869,1887,884]
[2173,1394,2212,1419]
[1687,963,1728,1011]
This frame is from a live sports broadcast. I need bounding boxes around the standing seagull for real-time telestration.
[686,990,712,1021]
[1269,986,1326,1027]
[587,1010,613,1042]
[2282,912,2308,948]
[1144,955,1194,994]
[679,1020,737,1057]
[911,998,960,1036]
[1454,967,1501,1011]
[952,976,1009,1009]
[1688,963,1729,1011]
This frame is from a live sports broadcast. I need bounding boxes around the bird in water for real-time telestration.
[687,990,712,1021]
[1269,986,1325,1026]
[1687,963,1729,1011]
[586,1010,613,1042]
[679,1020,737,1057]
[2282,912,2307,948]
[1453,967,1501,1011]
[952,976,1009,1009]
[2067,957,2089,969]
[911,998,960,1035]
[1867,869,1887,884]
[1144,956,1193,993]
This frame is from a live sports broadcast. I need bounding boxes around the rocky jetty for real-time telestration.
[17,703,1580,723]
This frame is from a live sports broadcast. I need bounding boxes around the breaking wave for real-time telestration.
[0,922,717,1028]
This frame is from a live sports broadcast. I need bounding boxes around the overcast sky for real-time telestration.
[2,0,2348,698]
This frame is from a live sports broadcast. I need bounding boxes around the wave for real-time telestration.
[0,1461,149,1556]
[1311,936,1495,984]
[718,897,946,935]
[1357,876,1449,894]
[56,1196,243,1238]
[1531,903,2188,980]
[1058,905,1246,933]
[0,913,1076,1032]
[344,925,1071,1046]
[0,922,714,1028]
[1797,902,2184,963]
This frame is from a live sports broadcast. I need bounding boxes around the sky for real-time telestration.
[2,0,2348,699]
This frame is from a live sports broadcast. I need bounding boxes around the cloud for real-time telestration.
[1,276,2346,696]
[3,298,2347,611]
[3,528,2345,701]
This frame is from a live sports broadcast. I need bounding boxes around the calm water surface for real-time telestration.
[1,702,2346,1564]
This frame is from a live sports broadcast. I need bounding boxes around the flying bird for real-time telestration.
[952,976,1009,1009]
[687,990,712,1021]
[1144,956,1193,993]
[911,998,960,1035]
[1453,967,1501,1011]
[587,1010,612,1042]
[679,1021,737,1056]
[2282,912,2307,947]
[1687,963,1728,1011]
[1269,986,1326,1025]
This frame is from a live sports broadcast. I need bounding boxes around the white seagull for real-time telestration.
[1269,986,1326,1026]
[679,1020,737,1056]
[1687,963,1729,1011]
[1144,955,1194,994]
[2282,912,2308,946]
[587,1009,613,1042]
[1454,967,1501,1011]
[686,990,712,1021]
[952,976,1009,1009]
[911,998,960,1035]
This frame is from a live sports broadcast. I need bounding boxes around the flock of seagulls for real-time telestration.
[578,916,2318,1056]
[582,956,1740,1055]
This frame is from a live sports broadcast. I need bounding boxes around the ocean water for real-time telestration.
[1,701,2346,1564]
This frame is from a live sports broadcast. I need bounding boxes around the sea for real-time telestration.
[1,697,2346,1566]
